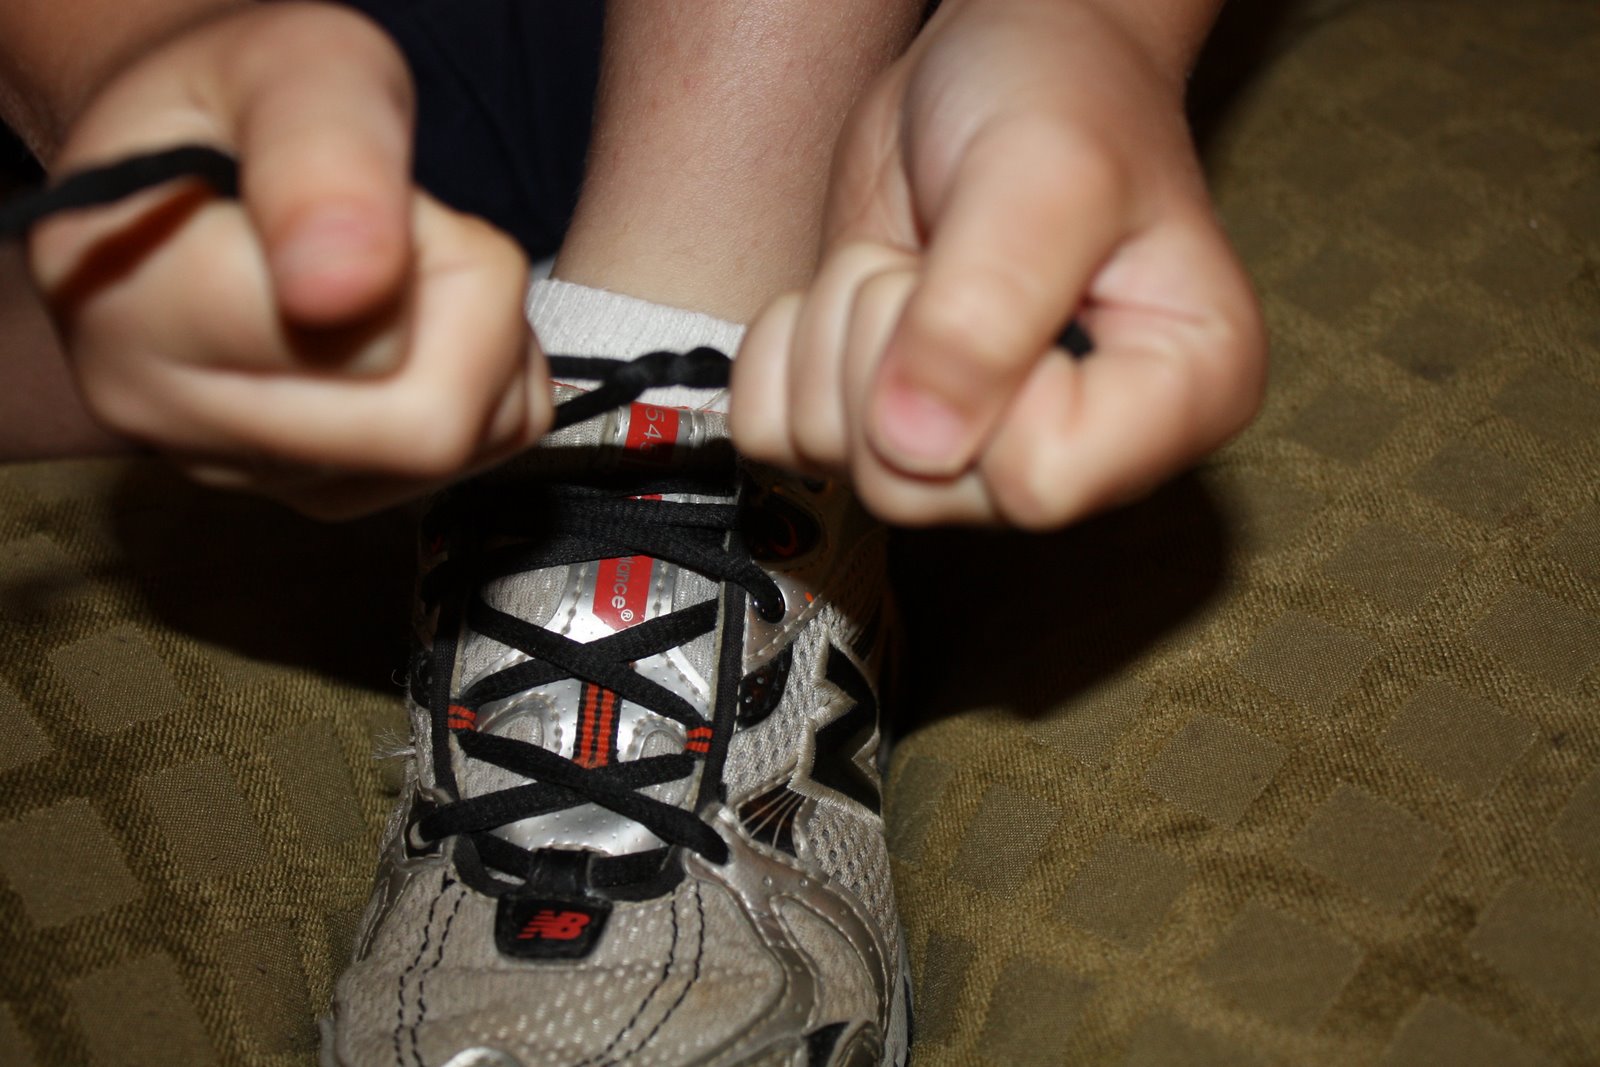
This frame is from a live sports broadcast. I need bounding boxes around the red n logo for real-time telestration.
[517,909,592,942]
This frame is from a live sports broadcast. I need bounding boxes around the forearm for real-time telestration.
[554,0,924,322]
[0,0,245,162]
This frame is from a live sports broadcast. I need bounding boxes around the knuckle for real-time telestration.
[909,282,1032,381]
[1224,306,1271,423]
[435,208,531,286]
[390,404,478,479]
[78,365,157,439]
[469,218,527,271]
[401,437,472,481]
[992,459,1078,532]
[831,240,913,282]
[1144,348,1204,448]
[1148,341,1198,408]
[727,400,786,468]
[982,417,1090,531]
[789,403,848,470]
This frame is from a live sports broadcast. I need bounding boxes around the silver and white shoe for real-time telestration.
[323,352,910,1067]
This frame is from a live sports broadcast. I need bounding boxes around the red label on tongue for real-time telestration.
[624,403,680,464]
[594,555,653,630]
[595,406,677,630]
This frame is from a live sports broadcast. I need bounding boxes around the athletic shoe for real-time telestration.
[322,351,910,1067]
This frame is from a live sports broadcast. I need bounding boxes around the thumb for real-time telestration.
[867,118,1128,477]
[221,5,415,328]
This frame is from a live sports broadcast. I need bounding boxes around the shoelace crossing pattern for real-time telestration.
[416,466,786,897]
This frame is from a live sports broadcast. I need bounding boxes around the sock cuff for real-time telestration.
[527,279,746,412]
[527,278,746,360]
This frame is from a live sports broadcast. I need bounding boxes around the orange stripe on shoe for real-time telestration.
[594,690,618,768]
[576,685,600,768]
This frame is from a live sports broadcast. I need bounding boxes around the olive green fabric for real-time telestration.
[0,461,414,1066]
[1,0,1597,1063]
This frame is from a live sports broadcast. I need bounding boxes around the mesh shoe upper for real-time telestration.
[326,356,907,1067]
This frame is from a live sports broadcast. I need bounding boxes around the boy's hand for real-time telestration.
[28,2,550,518]
[731,0,1265,528]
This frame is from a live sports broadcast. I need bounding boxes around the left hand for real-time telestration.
[730,0,1266,528]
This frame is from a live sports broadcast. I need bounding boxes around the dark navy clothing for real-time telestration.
[341,0,603,259]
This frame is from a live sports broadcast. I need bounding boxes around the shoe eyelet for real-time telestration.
[755,590,786,623]
[404,821,440,859]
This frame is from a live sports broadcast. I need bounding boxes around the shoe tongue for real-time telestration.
[450,396,730,859]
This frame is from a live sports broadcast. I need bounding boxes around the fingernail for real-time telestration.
[872,380,972,474]
[273,208,381,284]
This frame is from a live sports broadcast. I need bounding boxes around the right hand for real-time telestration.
[730,0,1265,530]
[28,2,552,519]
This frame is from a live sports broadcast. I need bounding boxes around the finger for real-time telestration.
[219,6,416,328]
[271,374,548,520]
[867,118,1133,478]
[980,298,1264,530]
[729,291,806,470]
[843,266,995,526]
[63,195,407,377]
[173,368,543,518]
[142,197,545,477]
[788,241,915,468]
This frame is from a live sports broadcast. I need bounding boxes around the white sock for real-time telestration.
[526,278,745,412]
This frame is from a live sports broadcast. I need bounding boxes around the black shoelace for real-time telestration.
[415,451,786,898]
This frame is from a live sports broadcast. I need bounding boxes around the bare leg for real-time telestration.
[553,1,923,323]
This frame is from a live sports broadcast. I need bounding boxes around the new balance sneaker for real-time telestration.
[323,352,910,1067]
